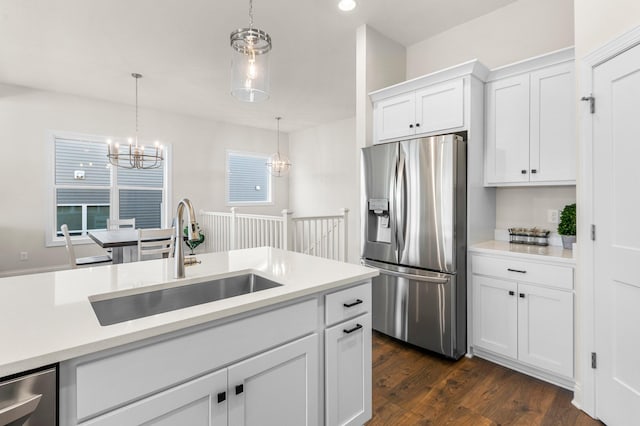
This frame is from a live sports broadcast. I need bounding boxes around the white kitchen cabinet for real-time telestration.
[485,48,575,186]
[325,314,372,426]
[82,369,228,426]
[372,76,467,143]
[471,252,574,387]
[228,334,318,426]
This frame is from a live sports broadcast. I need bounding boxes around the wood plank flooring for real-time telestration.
[367,332,603,426]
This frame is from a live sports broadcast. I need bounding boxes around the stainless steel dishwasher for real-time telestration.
[0,365,57,425]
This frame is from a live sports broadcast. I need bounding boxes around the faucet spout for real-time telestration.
[174,198,197,279]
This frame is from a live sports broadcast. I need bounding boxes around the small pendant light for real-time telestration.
[230,0,272,102]
[267,117,291,177]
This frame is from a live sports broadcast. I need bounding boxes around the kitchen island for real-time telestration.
[0,247,377,425]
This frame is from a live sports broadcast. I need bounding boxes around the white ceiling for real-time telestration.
[0,0,517,133]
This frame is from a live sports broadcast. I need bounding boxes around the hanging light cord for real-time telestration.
[135,75,139,145]
[276,117,281,155]
[249,0,254,29]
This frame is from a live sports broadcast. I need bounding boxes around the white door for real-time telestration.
[227,334,319,426]
[593,42,640,425]
[472,275,518,358]
[83,369,228,426]
[375,93,415,142]
[485,74,531,184]
[529,62,576,183]
[325,314,372,426]
[517,283,573,377]
[414,79,464,134]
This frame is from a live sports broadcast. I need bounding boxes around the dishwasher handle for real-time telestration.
[0,394,42,425]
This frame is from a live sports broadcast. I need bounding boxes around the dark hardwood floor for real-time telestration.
[367,332,603,426]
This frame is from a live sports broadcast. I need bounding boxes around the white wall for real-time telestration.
[406,0,576,234]
[288,117,359,263]
[407,0,574,78]
[0,84,288,275]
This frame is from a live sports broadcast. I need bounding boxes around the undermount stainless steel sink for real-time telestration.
[90,274,282,326]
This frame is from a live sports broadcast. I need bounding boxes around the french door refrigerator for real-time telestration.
[361,134,466,359]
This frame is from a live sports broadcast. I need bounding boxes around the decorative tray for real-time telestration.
[508,227,550,246]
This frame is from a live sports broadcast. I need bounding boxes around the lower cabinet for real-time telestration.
[82,334,318,426]
[325,313,372,426]
[471,253,574,386]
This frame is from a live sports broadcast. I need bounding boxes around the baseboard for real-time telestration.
[472,346,574,390]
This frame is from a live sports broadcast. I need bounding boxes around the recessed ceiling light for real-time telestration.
[338,0,356,12]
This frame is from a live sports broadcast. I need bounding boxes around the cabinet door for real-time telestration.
[82,369,228,426]
[415,79,464,134]
[517,283,573,377]
[375,93,415,142]
[485,74,531,184]
[228,334,318,426]
[529,62,576,183]
[325,314,372,426]
[472,275,518,358]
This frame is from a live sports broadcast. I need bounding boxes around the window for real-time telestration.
[49,133,169,243]
[226,151,272,205]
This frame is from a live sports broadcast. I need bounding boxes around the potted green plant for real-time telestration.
[557,203,576,249]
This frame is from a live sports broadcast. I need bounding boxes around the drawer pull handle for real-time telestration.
[217,392,226,403]
[508,290,515,296]
[519,293,526,298]
[235,384,244,395]
[343,324,363,334]
[343,299,363,308]
[507,268,527,274]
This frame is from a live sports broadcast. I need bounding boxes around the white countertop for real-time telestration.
[0,247,377,378]
[469,240,576,264]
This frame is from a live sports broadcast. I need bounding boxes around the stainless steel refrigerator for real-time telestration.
[361,134,466,359]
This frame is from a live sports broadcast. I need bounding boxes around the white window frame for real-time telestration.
[46,130,172,247]
[226,149,273,206]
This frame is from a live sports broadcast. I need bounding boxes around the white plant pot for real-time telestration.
[561,235,576,250]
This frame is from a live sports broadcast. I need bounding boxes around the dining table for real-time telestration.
[88,229,140,264]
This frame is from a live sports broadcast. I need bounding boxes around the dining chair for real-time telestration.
[107,218,136,230]
[137,228,175,261]
[61,224,112,269]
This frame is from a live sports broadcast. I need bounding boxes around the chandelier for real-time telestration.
[230,0,272,102]
[107,73,164,169]
[267,117,291,177]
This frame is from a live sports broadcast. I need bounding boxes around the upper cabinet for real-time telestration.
[375,80,464,141]
[370,60,489,144]
[484,48,576,186]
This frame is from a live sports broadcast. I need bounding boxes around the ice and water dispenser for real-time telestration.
[367,199,391,244]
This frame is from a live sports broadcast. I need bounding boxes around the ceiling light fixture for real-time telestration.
[338,0,357,12]
[230,0,272,102]
[107,73,164,169]
[267,117,291,177]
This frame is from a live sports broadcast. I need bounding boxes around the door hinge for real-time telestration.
[581,95,595,113]
[591,224,596,241]
[591,352,597,369]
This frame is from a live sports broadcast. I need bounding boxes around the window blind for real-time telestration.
[227,152,271,203]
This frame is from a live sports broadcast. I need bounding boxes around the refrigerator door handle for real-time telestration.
[362,260,450,284]
[395,149,407,257]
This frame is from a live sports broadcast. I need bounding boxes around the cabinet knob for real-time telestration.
[508,290,515,296]
[409,124,414,128]
[521,170,527,174]
[235,384,244,395]
[217,392,226,403]
[415,123,420,127]
[531,169,537,174]
[519,293,525,298]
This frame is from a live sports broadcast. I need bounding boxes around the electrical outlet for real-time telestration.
[19,251,28,261]
[548,209,559,224]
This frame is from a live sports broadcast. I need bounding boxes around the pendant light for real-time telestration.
[106,73,164,169]
[230,0,272,102]
[267,117,291,177]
